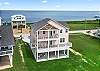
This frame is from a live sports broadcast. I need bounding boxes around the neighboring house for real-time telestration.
[0,17,2,25]
[96,28,100,37]
[11,15,30,38]
[30,18,72,62]
[0,18,14,66]
[11,15,26,30]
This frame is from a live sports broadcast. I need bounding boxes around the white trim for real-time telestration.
[9,55,13,66]
[48,20,69,29]
[36,31,38,61]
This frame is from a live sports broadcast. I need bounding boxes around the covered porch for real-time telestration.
[37,49,69,62]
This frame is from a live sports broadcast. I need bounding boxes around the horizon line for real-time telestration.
[0,9,100,11]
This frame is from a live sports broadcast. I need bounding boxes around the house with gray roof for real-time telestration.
[0,18,14,67]
[30,18,72,62]
[0,17,2,26]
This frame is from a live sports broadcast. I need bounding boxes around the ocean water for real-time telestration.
[0,10,100,23]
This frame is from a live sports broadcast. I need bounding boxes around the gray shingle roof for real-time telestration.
[31,18,68,32]
[0,25,15,47]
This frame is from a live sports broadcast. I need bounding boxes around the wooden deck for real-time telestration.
[13,28,30,37]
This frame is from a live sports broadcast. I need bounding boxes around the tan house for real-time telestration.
[11,15,30,37]
[30,18,72,62]
[11,15,26,29]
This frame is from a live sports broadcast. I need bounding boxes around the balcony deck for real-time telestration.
[37,42,72,53]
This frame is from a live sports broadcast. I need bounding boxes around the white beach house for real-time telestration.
[30,18,72,62]
[0,17,14,67]
[11,15,26,29]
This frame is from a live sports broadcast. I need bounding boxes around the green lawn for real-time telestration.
[2,34,100,71]
[68,24,100,31]
[66,20,100,30]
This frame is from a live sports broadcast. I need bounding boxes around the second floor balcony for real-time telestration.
[37,42,72,52]
[38,30,59,40]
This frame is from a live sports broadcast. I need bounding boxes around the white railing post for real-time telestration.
[48,30,49,60]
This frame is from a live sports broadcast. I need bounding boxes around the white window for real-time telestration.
[53,31,55,34]
[60,38,65,43]
[66,29,68,33]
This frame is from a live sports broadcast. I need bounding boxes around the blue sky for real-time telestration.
[0,0,100,11]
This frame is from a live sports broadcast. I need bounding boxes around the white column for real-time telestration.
[25,21,26,29]
[11,22,13,29]
[64,50,65,55]
[37,31,38,61]
[58,30,59,58]
[12,46,14,55]
[48,30,49,59]
[9,55,13,66]
[67,48,69,57]
[35,50,36,60]
[17,22,18,30]
[55,51,56,56]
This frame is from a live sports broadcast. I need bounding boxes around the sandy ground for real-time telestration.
[13,28,30,37]
[19,47,25,63]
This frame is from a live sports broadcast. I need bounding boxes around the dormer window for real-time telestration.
[60,29,62,33]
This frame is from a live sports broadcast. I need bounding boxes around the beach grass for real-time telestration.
[1,34,100,71]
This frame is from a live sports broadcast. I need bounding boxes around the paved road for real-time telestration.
[69,29,100,38]
[69,29,97,34]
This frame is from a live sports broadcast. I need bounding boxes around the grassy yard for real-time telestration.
[66,20,100,30]
[68,24,100,31]
[2,34,100,71]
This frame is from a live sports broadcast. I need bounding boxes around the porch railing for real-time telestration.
[0,50,12,55]
[59,42,72,47]
[49,34,59,38]
[38,34,59,39]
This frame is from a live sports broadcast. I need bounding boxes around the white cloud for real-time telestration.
[4,2,10,5]
[87,0,93,1]
[42,0,48,3]
[0,3,2,6]
[56,5,61,8]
